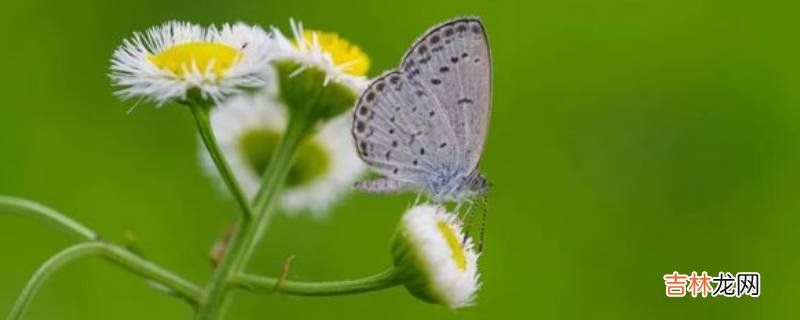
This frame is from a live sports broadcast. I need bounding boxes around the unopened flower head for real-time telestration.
[270,19,369,89]
[201,90,366,215]
[269,20,370,120]
[110,21,271,106]
[391,204,481,308]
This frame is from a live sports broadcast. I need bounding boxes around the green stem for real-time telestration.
[238,113,311,267]
[8,242,203,320]
[231,268,402,297]
[0,196,96,241]
[100,243,204,304]
[9,243,104,320]
[194,113,311,320]
[188,102,259,319]
[193,221,249,320]
[189,103,254,221]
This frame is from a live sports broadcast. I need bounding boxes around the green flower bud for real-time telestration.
[273,60,360,122]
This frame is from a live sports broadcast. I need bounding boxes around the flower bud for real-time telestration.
[273,60,360,120]
[391,204,480,308]
[268,20,370,122]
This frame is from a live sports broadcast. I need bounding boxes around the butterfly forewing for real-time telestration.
[400,18,491,173]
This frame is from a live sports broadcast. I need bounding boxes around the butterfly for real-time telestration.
[352,17,491,204]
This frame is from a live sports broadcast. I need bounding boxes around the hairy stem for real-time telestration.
[8,242,203,320]
[194,113,311,320]
[238,113,311,268]
[189,102,262,320]
[0,196,96,241]
[231,268,402,297]
[193,220,250,320]
[189,103,254,221]
[100,243,204,304]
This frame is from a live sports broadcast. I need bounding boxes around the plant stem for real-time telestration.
[9,243,105,320]
[8,242,203,320]
[238,113,311,267]
[189,103,254,221]
[0,196,96,241]
[193,220,249,320]
[231,268,402,297]
[194,113,311,320]
[100,243,204,304]
[188,102,260,319]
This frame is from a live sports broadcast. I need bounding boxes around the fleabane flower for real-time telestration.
[269,20,370,120]
[391,204,481,308]
[201,91,366,216]
[110,21,271,106]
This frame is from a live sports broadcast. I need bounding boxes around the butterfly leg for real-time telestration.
[463,200,474,217]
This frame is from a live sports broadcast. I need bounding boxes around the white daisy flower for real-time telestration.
[392,204,481,308]
[269,19,370,92]
[110,21,272,106]
[201,90,366,216]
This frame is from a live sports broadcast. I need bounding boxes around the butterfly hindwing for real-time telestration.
[352,70,459,185]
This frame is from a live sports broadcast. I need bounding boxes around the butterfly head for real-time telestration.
[468,172,490,197]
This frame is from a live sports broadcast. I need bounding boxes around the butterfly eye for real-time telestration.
[471,178,481,189]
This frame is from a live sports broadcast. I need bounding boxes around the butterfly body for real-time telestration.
[353,17,491,203]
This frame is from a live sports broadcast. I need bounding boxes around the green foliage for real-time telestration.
[2,0,800,319]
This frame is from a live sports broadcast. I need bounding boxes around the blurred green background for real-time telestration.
[2,0,800,319]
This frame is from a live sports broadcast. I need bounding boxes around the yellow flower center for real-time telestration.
[436,221,467,271]
[296,30,370,76]
[148,42,242,78]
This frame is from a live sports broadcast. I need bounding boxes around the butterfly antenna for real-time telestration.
[478,195,489,253]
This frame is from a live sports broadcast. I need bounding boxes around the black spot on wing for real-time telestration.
[358,105,369,116]
[472,24,482,34]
